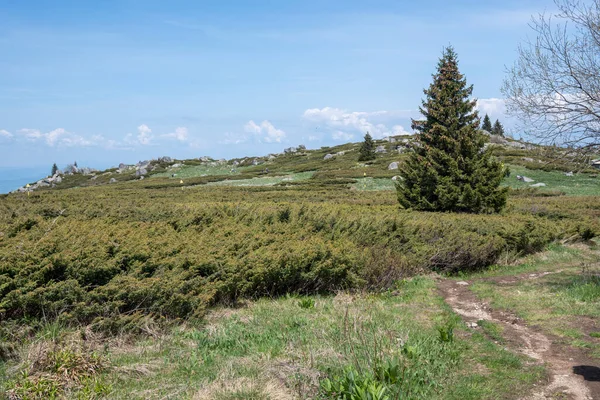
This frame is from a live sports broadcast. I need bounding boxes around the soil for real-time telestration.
[437,277,600,400]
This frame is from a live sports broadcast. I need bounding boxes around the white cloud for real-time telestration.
[16,127,95,147]
[244,120,286,143]
[0,129,12,138]
[303,107,413,139]
[18,128,43,141]
[162,126,189,142]
[332,131,354,141]
[219,132,249,145]
[476,98,506,117]
[137,124,152,145]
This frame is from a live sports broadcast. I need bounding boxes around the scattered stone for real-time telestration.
[109,178,117,184]
[136,168,148,177]
[375,145,387,153]
[456,281,470,286]
[388,162,399,170]
[336,151,345,156]
[171,163,182,168]
[391,176,399,181]
[324,154,334,160]
[139,176,144,180]
[522,157,534,163]
[565,172,574,177]
[516,175,535,183]
[158,156,172,163]
[90,175,98,181]
[468,322,479,329]
[530,183,547,187]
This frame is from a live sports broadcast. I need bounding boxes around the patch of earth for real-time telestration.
[438,279,600,400]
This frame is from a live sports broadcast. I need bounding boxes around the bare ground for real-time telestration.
[437,278,600,400]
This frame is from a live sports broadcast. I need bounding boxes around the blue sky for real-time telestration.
[0,0,555,169]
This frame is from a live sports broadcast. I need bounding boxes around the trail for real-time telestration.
[437,278,600,400]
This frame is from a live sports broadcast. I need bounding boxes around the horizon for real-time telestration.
[0,0,553,169]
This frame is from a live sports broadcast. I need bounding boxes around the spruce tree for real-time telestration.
[51,163,58,176]
[358,132,376,161]
[396,47,508,213]
[492,119,505,137]
[481,114,492,132]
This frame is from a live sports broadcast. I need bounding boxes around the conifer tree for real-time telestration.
[358,132,376,161]
[492,119,505,137]
[396,47,508,213]
[51,163,58,176]
[481,114,492,132]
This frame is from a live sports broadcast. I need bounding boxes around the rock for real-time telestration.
[252,159,262,166]
[530,183,546,187]
[565,172,574,177]
[136,168,148,177]
[324,154,334,160]
[522,157,534,163]
[468,322,479,329]
[90,175,98,181]
[109,178,117,184]
[232,161,240,166]
[158,156,172,163]
[54,176,62,184]
[456,281,470,286]
[119,163,127,170]
[139,176,144,180]
[199,156,211,162]
[375,145,387,153]
[388,137,397,143]
[479,129,491,136]
[171,163,182,168]
[284,147,298,154]
[268,155,276,161]
[388,162,399,170]
[516,175,534,183]
[336,151,345,156]
[391,176,399,181]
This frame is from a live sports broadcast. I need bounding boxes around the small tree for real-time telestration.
[51,163,58,176]
[74,161,78,168]
[492,120,505,137]
[358,133,376,161]
[396,46,508,213]
[481,114,493,132]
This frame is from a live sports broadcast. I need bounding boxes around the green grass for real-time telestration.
[351,177,397,191]
[205,171,314,187]
[0,277,544,399]
[152,163,246,179]
[503,166,600,196]
[467,244,600,357]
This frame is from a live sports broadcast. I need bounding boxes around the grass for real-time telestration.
[504,165,600,196]
[205,172,314,187]
[467,243,600,357]
[152,163,246,179]
[1,277,545,399]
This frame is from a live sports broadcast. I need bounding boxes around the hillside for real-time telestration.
[1,135,599,399]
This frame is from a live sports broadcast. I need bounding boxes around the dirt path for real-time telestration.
[437,279,600,400]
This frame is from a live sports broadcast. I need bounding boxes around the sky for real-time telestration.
[0,0,557,169]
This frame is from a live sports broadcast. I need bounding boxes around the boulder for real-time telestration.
[565,172,574,177]
[233,161,240,166]
[199,156,211,162]
[391,176,398,181]
[90,175,98,181]
[388,162,399,170]
[479,129,492,136]
[139,176,145,180]
[252,159,262,166]
[158,156,172,163]
[522,157,534,163]
[324,154,334,160]
[135,168,147,177]
[109,178,117,184]
[336,151,345,156]
[171,163,182,168]
[530,183,546,187]
[516,175,534,183]
[375,145,387,153]
[54,176,62,184]
[119,163,127,170]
